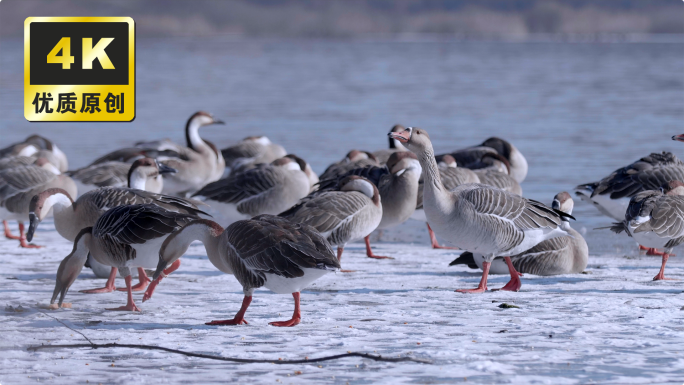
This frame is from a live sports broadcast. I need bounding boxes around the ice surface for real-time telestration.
[1,219,683,384]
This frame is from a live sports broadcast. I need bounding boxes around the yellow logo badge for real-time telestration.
[24,17,135,122]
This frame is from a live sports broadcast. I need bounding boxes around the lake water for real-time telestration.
[2,37,684,244]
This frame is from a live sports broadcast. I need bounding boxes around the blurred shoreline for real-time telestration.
[2,0,682,39]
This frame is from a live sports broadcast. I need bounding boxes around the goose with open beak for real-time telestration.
[372,124,410,165]
[145,215,339,326]
[390,127,571,292]
[28,158,207,292]
[609,180,684,281]
[51,204,198,311]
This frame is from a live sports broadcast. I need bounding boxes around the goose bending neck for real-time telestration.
[185,116,209,153]
[41,192,74,218]
[159,220,226,274]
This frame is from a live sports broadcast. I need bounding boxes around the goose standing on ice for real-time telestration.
[317,152,421,257]
[90,111,226,196]
[372,124,409,165]
[412,154,480,249]
[281,175,384,264]
[390,127,571,292]
[610,180,684,281]
[51,204,198,311]
[28,158,207,291]
[145,215,339,326]
[450,192,588,279]
[193,156,310,225]
[221,136,287,176]
[1,159,76,248]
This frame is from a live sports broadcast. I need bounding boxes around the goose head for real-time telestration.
[436,154,457,169]
[660,180,684,196]
[388,124,407,150]
[386,151,421,176]
[388,127,432,154]
[552,192,574,215]
[271,156,303,171]
[345,150,376,163]
[127,157,177,190]
[185,111,224,151]
[339,175,380,206]
[28,187,75,241]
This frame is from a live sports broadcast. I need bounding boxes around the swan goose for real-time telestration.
[390,127,571,293]
[144,215,339,326]
[28,158,207,292]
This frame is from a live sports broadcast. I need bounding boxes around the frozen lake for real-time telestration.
[1,220,683,384]
[1,37,684,383]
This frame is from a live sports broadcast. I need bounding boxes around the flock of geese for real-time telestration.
[1,111,682,326]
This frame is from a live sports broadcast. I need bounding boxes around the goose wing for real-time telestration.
[317,165,389,192]
[510,236,572,274]
[280,191,370,235]
[225,214,339,288]
[194,164,279,204]
[462,184,565,230]
[83,187,208,216]
[67,161,130,188]
[0,165,56,202]
[578,152,684,199]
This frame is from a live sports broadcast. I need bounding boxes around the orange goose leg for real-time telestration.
[338,246,356,273]
[653,254,676,281]
[80,267,118,293]
[143,260,182,302]
[456,261,490,294]
[498,257,523,292]
[364,235,393,259]
[17,223,42,248]
[427,223,458,250]
[206,295,251,325]
[118,267,151,292]
[269,292,301,327]
[4,220,21,240]
[106,275,141,311]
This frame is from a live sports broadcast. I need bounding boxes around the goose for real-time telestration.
[317,152,422,257]
[287,154,319,191]
[319,150,379,181]
[439,154,522,195]
[50,204,198,311]
[0,135,68,172]
[450,192,588,278]
[440,137,528,183]
[1,159,76,248]
[28,157,207,291]
[372,124,409,165]
[90,111,226,196]
[67,159,176,195]
[193,156,311,225]
[144,215,339,326]
[280,175,384,264]
[412,154,480,249]
[609,180,684,281]
[390,127,571,293]
[221,136,287,177]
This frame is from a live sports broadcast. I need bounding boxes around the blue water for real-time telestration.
[2,37,683,235]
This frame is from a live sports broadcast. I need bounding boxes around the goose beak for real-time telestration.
[213,119,225,125]
[27,212,39,242]
[51,251,86,307]
[158,163,177,175]
[672,134,684,142]
[389,131,410,143]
